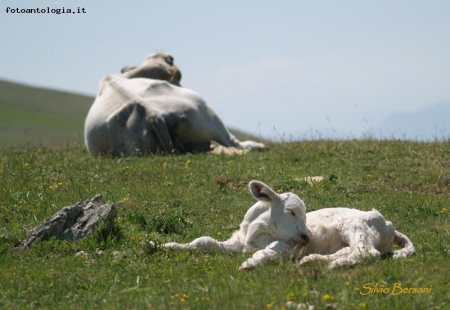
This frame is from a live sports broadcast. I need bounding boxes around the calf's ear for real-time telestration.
[248,181,280,203]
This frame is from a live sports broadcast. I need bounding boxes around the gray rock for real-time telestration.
[20,194,116,248]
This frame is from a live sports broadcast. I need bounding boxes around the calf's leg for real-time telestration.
[164,236,243,253]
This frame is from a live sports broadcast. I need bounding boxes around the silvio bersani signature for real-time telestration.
[360,283,433,296]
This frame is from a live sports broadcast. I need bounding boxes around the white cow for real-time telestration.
[164,180,415,270]
[84,53,266,157]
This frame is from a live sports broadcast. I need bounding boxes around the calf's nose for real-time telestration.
[300,234,310,246]
[291,233,310,246]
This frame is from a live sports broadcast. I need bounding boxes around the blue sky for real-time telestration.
[1,1,449,140]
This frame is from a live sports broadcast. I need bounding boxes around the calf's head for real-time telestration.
[249,180,309,246]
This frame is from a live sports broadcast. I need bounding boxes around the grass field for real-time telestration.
[0,140,449,309]
[1,79,449,309]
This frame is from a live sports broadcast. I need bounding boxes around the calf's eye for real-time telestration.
[287,209,296,217]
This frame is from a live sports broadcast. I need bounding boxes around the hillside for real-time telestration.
[0,79,263,148]
[0,79,93,147]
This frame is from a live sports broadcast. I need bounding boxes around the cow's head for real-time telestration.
[249,180,309,247]
[121,52,182,86]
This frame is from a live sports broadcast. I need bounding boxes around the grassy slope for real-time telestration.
[0,79,93,147]
[0,141,449,309]
[0,79,261,148]
[0,80,448,309]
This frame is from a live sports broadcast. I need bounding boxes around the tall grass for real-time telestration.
[0,140,449,309]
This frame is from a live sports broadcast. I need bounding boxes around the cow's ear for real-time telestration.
[121,66,136,74]
[248,181,280,203]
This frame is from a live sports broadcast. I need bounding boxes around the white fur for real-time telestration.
[299,207,415,268]
[84,53,266,157]
[164,180,309,270]
[164,180,415,270]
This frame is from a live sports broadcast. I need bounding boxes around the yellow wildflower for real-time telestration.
[286,292,295,301]
[359,302,367,309]
[441,208,448,213]
[130,235,142,242]
[322,294,333,300]
[49,182,63,190]
[266,302,274,309]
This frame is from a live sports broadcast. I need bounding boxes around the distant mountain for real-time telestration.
[365,102,450,141]
[0,79,262,148]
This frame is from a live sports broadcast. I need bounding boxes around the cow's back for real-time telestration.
[84,76,209,156]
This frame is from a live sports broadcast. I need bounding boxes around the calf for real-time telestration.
[163,180,415,270]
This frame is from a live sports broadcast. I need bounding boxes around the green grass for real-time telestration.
[1,79,448,308]
[0,79,93,147]
[0,140,449,309]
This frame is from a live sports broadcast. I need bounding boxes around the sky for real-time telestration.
[1,0,449,140]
